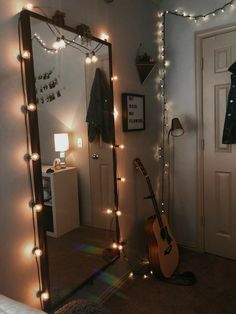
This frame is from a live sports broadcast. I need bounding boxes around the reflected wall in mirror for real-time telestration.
[21,10,119,310]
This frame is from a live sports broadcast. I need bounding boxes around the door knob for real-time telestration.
[91,154,99,159]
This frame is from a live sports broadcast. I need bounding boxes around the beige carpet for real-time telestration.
[104,249,236,314]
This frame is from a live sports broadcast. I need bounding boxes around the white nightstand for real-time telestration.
[42,165,80,238]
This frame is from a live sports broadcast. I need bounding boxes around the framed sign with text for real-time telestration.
[122,93,145,131]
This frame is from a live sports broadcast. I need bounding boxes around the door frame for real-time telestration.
[195,22,236,253]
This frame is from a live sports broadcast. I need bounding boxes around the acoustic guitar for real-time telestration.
[133,158,179,278]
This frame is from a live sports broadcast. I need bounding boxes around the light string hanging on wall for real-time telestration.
[157,0,236,213]
[20,5,123,306]
[121,2,236,281]
[18,17,49,307]
[33,32,104,64]
[25,4,104,63]
[120,0,236,282]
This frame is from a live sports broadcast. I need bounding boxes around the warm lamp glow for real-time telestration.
[111,75,118,81]
[27,103,37,112]
[41,292,49,301]
[32,247,42,257]
[54,133,69,168]
[114,107,118,120]
[54,133,69,152]
[100,32,109,41]
[85,53,92,64]
[22,50,31,60]
[118,244,123,251]
[112,242,118,249]
[91,51,98,63]
[33,204,43,212]
[31,153,40,161]
[24,3,34,10]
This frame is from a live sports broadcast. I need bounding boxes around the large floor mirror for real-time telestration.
[20,9,120,311]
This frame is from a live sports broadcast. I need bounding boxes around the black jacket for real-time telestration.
[86,68,114,144]
[222,61,236,144]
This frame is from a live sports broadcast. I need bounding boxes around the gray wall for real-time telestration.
[159,0,236,247]
[0,0,159,308]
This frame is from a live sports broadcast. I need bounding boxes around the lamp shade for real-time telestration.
[170,118,184,137]
[54,133,69,152]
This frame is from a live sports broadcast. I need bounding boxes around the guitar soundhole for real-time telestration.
[164,244,172,255]
[160,228,166,240]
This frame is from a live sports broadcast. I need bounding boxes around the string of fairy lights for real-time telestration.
[19,3,123,307]
[157,0,236,214]
[18,1,236,305]
[127,0,236,281]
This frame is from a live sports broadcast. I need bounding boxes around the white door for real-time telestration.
[85,55,115,230]
[202,30,236,260]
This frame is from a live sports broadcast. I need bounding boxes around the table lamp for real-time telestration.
[54,133,69,168]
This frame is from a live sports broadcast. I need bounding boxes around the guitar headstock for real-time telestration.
[133,158,147,177]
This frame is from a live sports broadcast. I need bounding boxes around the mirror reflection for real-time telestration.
[30,16,118,306]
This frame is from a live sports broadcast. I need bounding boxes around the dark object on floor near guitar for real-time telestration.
[158,271,196,286]
[133,158,179,278]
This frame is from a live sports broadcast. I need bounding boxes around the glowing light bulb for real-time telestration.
[31,153,40,161]
[143,274,148,279]
[22,50,31,60]
[221,9,225,13]
[164,60,170,67]
[118,244,123,251]
[129,272,134,278]
[150,270,153,275]
[212,12,216,16]
[112,242,118,249]
[119,144,125,149]
[117,177,126,182]
[27,103,37,112]
[100,32,109,41]
[24,3,33,10]
[111,75,118,81]
[116,210,122,216]
[114,107,118,120]
[85,53,92,64]
[32,247,42,257]
[91,51,98,63]
[41,292,49,301]
[52,37,66,50]
[106,208,113,215]
[33,204,43,212]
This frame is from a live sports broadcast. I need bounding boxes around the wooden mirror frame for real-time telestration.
[19,9,120,311]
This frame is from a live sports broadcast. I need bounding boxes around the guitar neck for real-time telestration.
[145,176,163,228]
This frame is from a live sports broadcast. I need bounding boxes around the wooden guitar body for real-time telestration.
[134,157,179,278]
[145,214,179,278]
